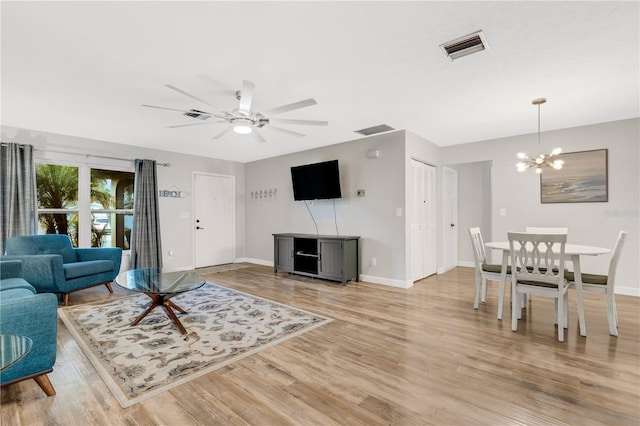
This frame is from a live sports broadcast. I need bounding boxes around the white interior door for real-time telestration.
[194,173,235,268]
[411,159,437,281]
[443,167,459,272]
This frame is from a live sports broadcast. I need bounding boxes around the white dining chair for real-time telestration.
[565,231,627,336]
[468,227,510,319]
[509,232,570,342]
[525,226,568,234]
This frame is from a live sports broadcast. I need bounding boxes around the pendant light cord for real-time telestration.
[537,101,541,150]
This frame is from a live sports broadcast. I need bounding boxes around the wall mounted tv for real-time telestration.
[291,159,342,201]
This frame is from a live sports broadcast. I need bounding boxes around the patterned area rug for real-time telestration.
[59,283,331,408]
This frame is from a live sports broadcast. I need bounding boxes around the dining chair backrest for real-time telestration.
[508,232,567,285]
[606,231,627,294]
[525,226,569,235]
[468,227,488,267]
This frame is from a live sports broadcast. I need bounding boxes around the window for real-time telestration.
[36,163,134,249]
[90,169,134,249]
[36,164,80,246]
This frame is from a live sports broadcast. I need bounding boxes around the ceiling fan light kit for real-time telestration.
[233,124,253,134]
[515,97,564,174]
[142,79,328,143]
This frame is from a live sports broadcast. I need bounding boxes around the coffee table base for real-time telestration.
[132,294,189,334]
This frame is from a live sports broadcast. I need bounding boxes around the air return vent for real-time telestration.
[355,124,395,136]
[440,30,488,61]
[183,109,211,120]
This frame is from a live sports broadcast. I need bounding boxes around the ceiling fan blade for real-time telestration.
[268,125,306,138]
[262,98,317,116]
[239,80,255,113]
[165,84,219,108]
[141,104,215,115]
[251,129,266,143]
[212,126,233,140]
[269,118,328,126]
[166,122,222,129]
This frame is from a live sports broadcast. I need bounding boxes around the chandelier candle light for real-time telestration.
[516,98,564,174]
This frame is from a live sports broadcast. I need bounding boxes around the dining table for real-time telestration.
[485,241,610,336]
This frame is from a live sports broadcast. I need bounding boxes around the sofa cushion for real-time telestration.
[63,260,114,279]
[0,278,37,294]
[0,288,36,301]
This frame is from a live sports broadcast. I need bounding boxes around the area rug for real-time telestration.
[59,283,331,408]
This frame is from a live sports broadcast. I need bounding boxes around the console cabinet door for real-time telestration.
[318,239,343,281]
[274,237,294,272]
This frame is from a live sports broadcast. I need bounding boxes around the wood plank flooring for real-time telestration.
[1,265,639,425]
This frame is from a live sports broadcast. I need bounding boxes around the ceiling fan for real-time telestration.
[142,80,328,143]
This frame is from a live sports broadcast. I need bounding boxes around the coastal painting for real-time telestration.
[540,149,608,203]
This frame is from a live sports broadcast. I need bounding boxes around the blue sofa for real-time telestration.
[0,259,58,396]
[4,234,122,305]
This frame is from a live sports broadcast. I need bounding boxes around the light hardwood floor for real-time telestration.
[1,265,639,425]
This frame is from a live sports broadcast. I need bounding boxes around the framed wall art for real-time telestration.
[540,149,608,203]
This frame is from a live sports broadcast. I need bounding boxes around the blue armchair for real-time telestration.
[3,234,122,305]
[0,259,58,396]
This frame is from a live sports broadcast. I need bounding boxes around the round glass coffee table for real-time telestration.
[0,334,33,371]
[116,268,206,335]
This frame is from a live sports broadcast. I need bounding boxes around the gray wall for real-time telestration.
[245,130,418,286]
[442,118,639,295]
[5,118,637,295]
[1,125,246,271]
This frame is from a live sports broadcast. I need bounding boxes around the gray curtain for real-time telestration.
[130,159,163,269]
[1,143,37,254]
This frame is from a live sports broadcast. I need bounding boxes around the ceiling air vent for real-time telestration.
[183,109,211,120]
[355,124,395,136]
[440,30,489,61]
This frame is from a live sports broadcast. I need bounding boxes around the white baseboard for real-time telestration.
[359,274,413,289]
[616,286,639,297]
[457,261,475,268]
[236,257,273,267]
[437,265,455,274]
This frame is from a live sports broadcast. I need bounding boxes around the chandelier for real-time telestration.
[516,98,564,174]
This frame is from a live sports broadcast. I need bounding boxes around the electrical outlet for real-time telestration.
[370,258,377,266]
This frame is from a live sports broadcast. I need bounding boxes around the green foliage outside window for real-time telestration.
[36,164,79,244]
[35,164,134,249]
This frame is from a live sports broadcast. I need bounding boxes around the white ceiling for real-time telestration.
[2,1,638,163]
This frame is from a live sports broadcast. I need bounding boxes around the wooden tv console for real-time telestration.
[273,233,360,285]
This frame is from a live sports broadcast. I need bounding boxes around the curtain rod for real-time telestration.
[31,147,171,167]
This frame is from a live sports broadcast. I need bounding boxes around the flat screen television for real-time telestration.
[291,159,342,201]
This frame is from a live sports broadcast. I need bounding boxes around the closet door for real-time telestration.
[411,159,437,281]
